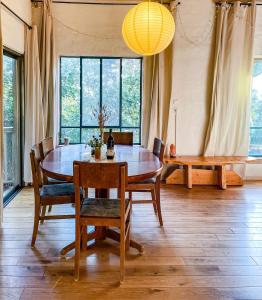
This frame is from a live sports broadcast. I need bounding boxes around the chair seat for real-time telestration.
[40,183,75,198]
[81,198,129,218]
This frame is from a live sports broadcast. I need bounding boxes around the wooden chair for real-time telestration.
[39,137,67,185]
[73,161,131,282]
[40,137,68,216]
[127,137,165,226]
[103,132,133,145]
[30,143,76,247]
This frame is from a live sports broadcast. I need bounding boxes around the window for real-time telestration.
[3,51,22,204]
[250,59,262,156]
[60,57,142,144]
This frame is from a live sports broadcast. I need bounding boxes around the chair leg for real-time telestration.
[125,226,130,252]
[75,219,81,281]
[40,206,47,224]
[128,191,133,213]
[156,177,163,226]
[48,205,52,213]
[81,226,88,250]
[120,225,126,283]
[150,189,158,214]
[31,202,41,247]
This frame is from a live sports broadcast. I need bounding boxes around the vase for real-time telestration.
[95,147,101,160]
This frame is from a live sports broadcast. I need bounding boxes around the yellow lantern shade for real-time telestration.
[122,1,175,56]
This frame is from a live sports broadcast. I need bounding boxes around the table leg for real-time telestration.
[185,165,192,189]
[61,188,143,255]
[106,228,144,253]
[95,189,109,198]
[61,241,75,256]
[218,165,227,190]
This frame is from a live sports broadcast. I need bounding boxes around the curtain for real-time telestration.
[142,1,177,151]
[204,1,256,156]
[39,0,56,139]
[23,26,45,183]
[0,0,3,225]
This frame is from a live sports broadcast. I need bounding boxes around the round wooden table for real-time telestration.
[41,144,162,183]
[41,144,162,255]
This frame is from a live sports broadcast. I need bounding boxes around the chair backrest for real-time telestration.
[103,132,133,146]
[40,137,54,160]
[73,161,128,190]
[73,161,128,219]
[30,144,43,195]
[153,137,165,163]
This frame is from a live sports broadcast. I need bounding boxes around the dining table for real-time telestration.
[41,144,163,255]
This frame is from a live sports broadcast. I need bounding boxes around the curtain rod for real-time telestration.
[1,2,32,29]
[215,1,262,5]
[32,0,176,5]
[216,3,262,5]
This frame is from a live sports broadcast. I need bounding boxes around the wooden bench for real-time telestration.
[164,156,260,190]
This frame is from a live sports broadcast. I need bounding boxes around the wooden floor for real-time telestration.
[1,183,262,300]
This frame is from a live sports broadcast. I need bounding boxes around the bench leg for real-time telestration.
[185,165,192,189]
[218,165,227,190]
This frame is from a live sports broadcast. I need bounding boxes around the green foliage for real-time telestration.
[3,56,15,127]
[60,57,141,144]
[122,59,141,127]
[61,58,80,127]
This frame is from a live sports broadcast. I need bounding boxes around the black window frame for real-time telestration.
[59,56,143,145]
[3,48,23,206]
[249,58,262,157]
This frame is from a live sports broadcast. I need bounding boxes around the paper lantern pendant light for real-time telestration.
[122,1,175,56]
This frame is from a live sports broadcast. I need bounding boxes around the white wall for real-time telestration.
[52,3,135,57]
[172,0,215,155]
[1,0,32,54]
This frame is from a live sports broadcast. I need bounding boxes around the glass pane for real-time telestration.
[61,58,80,127]
[82,59,100,126]
[102,59,120,126]
[122,59,141,127]
[81,128,100,144]
[121,128,140,144]
[61,128,80,144]
[3,55,20,198]
[250,60,262,156]
[249,128,262,156]
[251,61,262,127]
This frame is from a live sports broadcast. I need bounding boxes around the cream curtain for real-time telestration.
[204,1,256,156]
[0,0,3,225]
[23,26,45,183]
[142,1,177,150]
[39,0,56,138]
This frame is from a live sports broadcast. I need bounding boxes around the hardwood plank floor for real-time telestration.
[1,183,262,299]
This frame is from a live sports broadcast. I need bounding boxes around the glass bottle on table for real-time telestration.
[106,129,115,159]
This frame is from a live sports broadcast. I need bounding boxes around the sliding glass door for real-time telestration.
[3,52,22,204]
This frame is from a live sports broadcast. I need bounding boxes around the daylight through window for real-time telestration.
[250,60,262,156]
[60,57,142,144]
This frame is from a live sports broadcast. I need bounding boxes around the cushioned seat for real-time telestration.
[81,198,129,218]
[130,177,156,185]
[40,183,75,198]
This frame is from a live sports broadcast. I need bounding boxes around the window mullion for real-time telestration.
[100,58,102,111]
[120,58,122,131]
[80,57,83,143]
